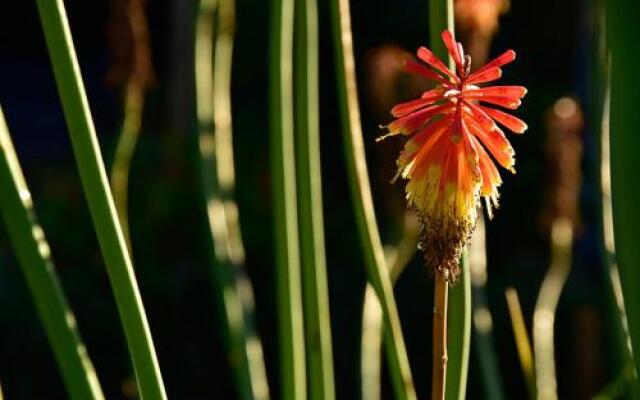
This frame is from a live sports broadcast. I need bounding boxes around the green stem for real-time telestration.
[446,253,471,400]
[195,0,270,398]
[533,219,573,400]
[328,0,417,399]
[598,44,636,393]
[34,1,166,398]
[469,217,505,400]
[606,1,640,394]
[110,83,144,253]
[0,107,104,400]
[361,213,419,400]
[293,0,336,399]
[270,0,307,398]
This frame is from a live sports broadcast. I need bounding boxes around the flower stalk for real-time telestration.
[382,5,526,399]
[34,1,166,398]
[293,0,336,398]
[0,106,105,400]
[432,272,449,400]
[269,0,307,397]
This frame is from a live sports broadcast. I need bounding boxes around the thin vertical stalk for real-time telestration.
[469,217,506,400]
[195,0,270,399]
[361,214,420,400]
[328,0,417,399]
[293,0,336,398]
[533,219,573,400]
[428,1,471,400]
[599,61,636,394]
[505,287,536,399]
[110,82,144,252]
[432,274,449,400]
[606,1,640,392]
[445,253,471,400]
[34,1,166,398]
[270,0,307,398]
[0,107,104,400]
[107,0,154,253]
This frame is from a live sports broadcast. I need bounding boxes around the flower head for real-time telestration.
[380,30,527,280]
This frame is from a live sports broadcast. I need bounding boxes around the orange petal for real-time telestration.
[391,91,443,117]
[388,102,454,134]
[402,116,453,157]
[479,106,528,133]
[467,50,516,81]
[404,59,451,85]
[463,101,497,132]
[441,30,463,70]
[467,119,515,171]
[471,134,502,196]
[466,86,527,99]
[409,123,452,180]
[465,95,521,109]
[417,46,458,81]
[465,67,502,84]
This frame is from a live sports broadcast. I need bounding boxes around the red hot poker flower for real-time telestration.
[380,30,527,279]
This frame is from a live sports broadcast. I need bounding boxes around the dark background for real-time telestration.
[0,0,613,398]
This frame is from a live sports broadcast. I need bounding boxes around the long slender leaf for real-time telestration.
[328,0,417,398]
[0,106,104,400]
[34,1,166,398]
[195,0,270,398]
[293,0,336,398]
[607,0,640,394]
[469,217,506,400]
[269,0,307,397]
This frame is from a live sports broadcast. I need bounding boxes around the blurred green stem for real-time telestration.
[361,213,419,400]
[469,217,505,400]
[195,0,270,399]
[110,82,144,253]
[505,287,536,399]
[270,0,307,398]
[328,0,417,398]
[34,1,166,398]
[533,218,573,400]
[599,59,636,396]
[446,254,471,400]
[606,2,640,392]
[293,0,336,398]
[0,107,105,400]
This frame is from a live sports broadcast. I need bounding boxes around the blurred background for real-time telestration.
[0,0,615,398]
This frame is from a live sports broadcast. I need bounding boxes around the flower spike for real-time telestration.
[381,30,527,280]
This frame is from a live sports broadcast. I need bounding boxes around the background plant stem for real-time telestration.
[0,106,104,400]
[328,0,417,398]
[110,82,143,253]
[533,218,573,400]
[606,0,640,394]
[34,1,166,398]
[195,0,270,398]
[269,0,307,397]
[293,0,336,398]
[446,254,471,400]
[432,274,449,400]
[505,287,536,400]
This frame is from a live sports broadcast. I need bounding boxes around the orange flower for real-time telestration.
[381,30,527,279]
